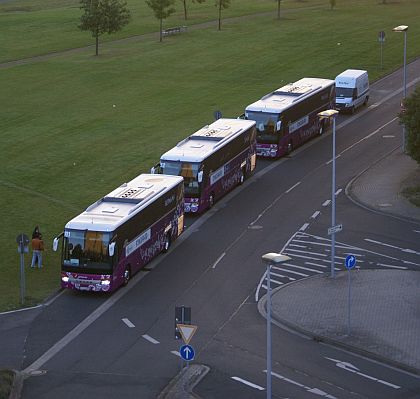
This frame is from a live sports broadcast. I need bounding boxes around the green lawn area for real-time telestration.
[0,369,14,399]
[1,0,420,311]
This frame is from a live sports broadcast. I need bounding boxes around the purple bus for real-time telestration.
[52,174,184,292]
[154,118,256,214]
[245,77,335,158]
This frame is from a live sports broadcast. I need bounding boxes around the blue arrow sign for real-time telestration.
[180,344,195,362]
[345,255,356,270]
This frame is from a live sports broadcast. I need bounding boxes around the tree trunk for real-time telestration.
[183,0,187,20]
[95,34,99,56]
[218,2,222,31]
[277,0,281,19]
[160,18,163,42]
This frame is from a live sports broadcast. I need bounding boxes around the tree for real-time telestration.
[79,0,131,56]
[180,0,205,20]
[276,0,282,20]
[146,0,176,42]
[215,0,230,31]
[399,86,420,164]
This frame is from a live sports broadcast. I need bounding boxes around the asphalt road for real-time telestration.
[12,58,420,398]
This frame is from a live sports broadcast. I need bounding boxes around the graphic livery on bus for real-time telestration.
[53,174,184,292]
[154,118,257,214]
[245,77,335,158]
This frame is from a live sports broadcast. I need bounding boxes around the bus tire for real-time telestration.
[123,266,131,286]
[162,234,171,253]
[286,142,293,155]
[209,193,215,209]
[239,168,245,185]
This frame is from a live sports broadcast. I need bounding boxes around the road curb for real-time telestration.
[257,276,420,377]
[158,364,210,399]
[345,146,420,226]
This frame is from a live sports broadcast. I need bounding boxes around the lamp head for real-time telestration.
[393,25,408,32]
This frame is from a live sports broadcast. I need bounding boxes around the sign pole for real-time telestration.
[16,233,29,306]
[345,255,356,336]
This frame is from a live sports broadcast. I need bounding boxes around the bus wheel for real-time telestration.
[123,266,131,286]
[209,193,215,209]
[239,169,245,185]
[163,234,171,253]
[319,122,324,135]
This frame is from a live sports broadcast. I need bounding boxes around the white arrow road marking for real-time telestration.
[325,357,401,389]
[231,376,265,391]
[265,371,337,398]
[122,318,135,328]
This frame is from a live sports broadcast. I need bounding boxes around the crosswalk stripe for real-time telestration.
[270,271,296,281]
[283,262,324,274]
[271,266,308,277]
[286,248,328,257]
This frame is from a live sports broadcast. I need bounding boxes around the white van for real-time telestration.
[335,69,369,114]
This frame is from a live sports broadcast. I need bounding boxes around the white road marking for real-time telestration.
[286,181,301,193]
[326,154,341,165]
[142,334,160,344]
[282,253,328,262]
[311,211,321,219]
[231,376,265,391]
[212,252,226,268]
[305,261,328,269]
[414,230,420,234]
[299,223,310,232]
[322,200,331,207]
[267,371,337,398]
[285,248,327,257]
[271,266,308,277]
[382,135,395,138]
[271,271,296,281]
[171,350,181,358]
[122,318,135,328]
[335,188,342,196]
[289,243,307,248]
[377,263,408,270]
[283,262,324,274]
[364,238,420,256]
[325,357,400,389]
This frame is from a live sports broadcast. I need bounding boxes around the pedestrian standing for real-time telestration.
[32,225,41,239]
[31,234,45,269]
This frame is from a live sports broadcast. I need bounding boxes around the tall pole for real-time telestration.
[266,262,272,399]
[402,30,407,153]
[331,116,336,278]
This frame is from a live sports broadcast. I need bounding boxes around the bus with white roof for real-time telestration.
[244,77,335,158]
[53,174,184,292]
[153,118,256,213]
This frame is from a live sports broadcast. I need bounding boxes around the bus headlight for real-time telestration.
[190,203,199,212]
[101,279,111,286]
[62,276,69,283]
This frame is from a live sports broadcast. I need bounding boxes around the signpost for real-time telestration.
[16,233,29,305]
[175,306,191,340]
[345,255,356,335]
[179,344,195,362]
[378,31,385,70]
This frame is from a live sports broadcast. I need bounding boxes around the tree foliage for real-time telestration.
[146,0,176,41]
[180,0,206,20]
[79,0,131,56]
[215,0,230,31]
[399,86,420,164]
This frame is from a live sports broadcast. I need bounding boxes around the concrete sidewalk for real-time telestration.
[270,148,420,374]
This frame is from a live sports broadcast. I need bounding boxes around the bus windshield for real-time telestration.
[245,111,280,144]
[63,230,112,272]
[162,161,201,197]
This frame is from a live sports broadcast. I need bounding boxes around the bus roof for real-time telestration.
[65,174,183,232]
[245,77,335,114]
[160,118,256,163]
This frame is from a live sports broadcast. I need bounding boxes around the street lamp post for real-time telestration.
[261,252,291,399]
[393,25,408,153]
[318,110,339,278]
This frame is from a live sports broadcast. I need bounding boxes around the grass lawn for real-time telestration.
[1,0,420,311]
[0,369,14,399]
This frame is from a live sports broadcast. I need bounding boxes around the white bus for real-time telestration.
[154,118,257,213]
[245,77,335,158]
[53,174,184,292]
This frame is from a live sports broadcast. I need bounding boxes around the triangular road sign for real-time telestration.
[177,324,197,344]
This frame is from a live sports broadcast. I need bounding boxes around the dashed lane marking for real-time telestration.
[231,376,265,391]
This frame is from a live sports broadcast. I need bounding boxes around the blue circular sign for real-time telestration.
[345,255,356,270]
[180,344,195,361]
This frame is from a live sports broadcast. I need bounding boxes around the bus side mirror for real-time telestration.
[53,237,59,252]
[109,242,116,257]
[197,171,203,183]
